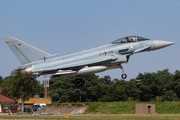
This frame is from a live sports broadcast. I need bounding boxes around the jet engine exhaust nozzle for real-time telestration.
[21,67,33,76]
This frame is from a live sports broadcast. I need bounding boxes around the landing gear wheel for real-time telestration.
[121,74,127,79]
[74,79,82,87]
[74,79,85,86]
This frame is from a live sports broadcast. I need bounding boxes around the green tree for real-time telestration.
[125,79,141,100]
[98,76,114,102]
[136,72,159,101]
[174,70,180,99]
[1,69,40,112]
[50,74,100,102]
[136,69,178,101]
[0,76,3,85]
[35,84,44,98]
[50,76,76,102]
[98,84,114,102]
[99,75,113,85]
[112,79,128,101]
[82,74,100,102]
[99,79,128,102]
[160,69,177,101]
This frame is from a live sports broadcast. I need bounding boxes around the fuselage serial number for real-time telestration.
[99,50,113,56]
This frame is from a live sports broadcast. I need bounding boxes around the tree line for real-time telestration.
[0,69,180,103]
[49,69,180,102]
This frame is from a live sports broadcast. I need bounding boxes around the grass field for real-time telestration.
[1,101,180,119]
[0,114,180,120]
[49,101,180,114]
[87,101,180,114]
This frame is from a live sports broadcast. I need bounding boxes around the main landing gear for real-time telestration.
[119,64,127,79]
[74,76,85,87]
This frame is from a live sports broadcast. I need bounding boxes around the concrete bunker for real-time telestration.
[135,103,156,114]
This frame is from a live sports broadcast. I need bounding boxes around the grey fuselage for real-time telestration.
[29,39,156,77]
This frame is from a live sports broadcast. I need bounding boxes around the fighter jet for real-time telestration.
[4,36,175,86]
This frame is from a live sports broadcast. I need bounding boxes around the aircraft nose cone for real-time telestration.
[153,40,175,50]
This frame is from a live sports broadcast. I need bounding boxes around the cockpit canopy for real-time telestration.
[111,36,150,44]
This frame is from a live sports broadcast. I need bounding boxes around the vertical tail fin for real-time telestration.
[4,36,51,65]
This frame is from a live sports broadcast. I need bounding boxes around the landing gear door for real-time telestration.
[113,55,127,63]
[118,55,127,62]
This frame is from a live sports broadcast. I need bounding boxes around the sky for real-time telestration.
[0,0,180,82]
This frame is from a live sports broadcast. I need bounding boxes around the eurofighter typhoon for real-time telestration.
[4,36,175,86]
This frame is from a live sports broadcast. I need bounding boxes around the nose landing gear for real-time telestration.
[119,64,127,79]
